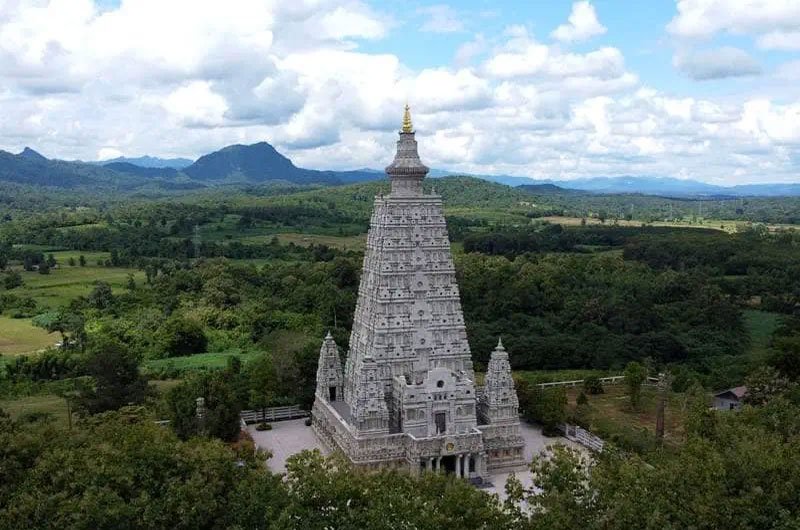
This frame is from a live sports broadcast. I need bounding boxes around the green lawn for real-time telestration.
[144,350,262,372]
[10,263,144,308]
[0,316,58,354]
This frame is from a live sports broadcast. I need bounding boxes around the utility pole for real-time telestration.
[655,372,672,443]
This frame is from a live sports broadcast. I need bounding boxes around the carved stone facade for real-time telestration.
[312,108,525,481]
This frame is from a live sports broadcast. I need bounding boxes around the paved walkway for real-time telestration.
[248,419,327,474]
[247,419,582,497]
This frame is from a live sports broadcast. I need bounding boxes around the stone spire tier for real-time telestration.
[385,105,429,196]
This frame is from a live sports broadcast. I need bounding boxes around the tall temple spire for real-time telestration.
[385,105,429,196]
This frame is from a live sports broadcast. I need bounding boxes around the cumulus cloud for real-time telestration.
[667,0,800,39]
[0,0,798,184]
[551,1,607,43]
[674,47,762,80]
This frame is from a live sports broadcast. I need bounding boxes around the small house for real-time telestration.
[713,386,747,411]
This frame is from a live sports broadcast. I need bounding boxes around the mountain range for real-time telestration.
[0,143,798,197]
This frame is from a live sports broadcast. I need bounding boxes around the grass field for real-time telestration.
[0,393,70,427]
[538,216,799,234]
[0,316,58,354]
[1,259,144,355]
[8,263,144,308]
[568,384,688,448]
[144,349,262,372]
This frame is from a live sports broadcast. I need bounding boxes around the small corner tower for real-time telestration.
[316,331,343,403]
[479,338,520,424]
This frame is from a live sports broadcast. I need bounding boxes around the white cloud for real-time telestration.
[97,147,122,160]
[162,81,229,128]
[418,5,464,34]
[674,47,762,80]
[0,0,798,185]
[758,30,800,50]
[551,1,607,43]
[667,0,800,39]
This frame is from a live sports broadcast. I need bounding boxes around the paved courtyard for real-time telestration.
[247,419,582,496]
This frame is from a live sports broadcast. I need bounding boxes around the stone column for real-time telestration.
[426,457,432,471]
[436,456,442,472]
[465,453,472,477]
[455,454,462,478]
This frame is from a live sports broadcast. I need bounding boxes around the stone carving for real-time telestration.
[312,108,525,480]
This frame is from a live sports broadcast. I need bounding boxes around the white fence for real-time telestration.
[240,405,309,424]
[537,375,660,389]
[563,424,605,452]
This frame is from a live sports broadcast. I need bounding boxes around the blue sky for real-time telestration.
[1,0,799,184]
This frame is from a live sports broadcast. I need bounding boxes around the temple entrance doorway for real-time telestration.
[328,387,337,402]
[441,455,457,474]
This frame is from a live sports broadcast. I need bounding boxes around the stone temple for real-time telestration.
[312,106,525,482]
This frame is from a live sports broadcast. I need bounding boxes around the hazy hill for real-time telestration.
[103,162,180,179]
[99,155,194,169]
[0,148,125,188]
[182,142,379,185]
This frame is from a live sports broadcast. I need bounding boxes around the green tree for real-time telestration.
[157,314,208,357]
[624,361,647,409]
[166,370,241,441]
[37,262,50,275]
[0,409,287,529]
[88,280,114,310]
[277,451,513,529]
[67,256,76,266]
[518,380,567,436]
[78,336,148,414]
[31,310,85,350]
[3,271,23,290]
[78,254,86,266]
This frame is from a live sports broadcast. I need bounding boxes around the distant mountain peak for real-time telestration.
[19,147,47,161]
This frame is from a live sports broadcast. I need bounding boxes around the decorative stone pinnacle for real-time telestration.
[325,330,333,340]
[401,103,413,133]
[496,337,504,350]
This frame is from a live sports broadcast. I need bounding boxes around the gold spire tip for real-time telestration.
[401,103,413,133]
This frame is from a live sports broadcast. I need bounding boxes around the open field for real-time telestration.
[567,384,688,448]
[537,216,799,233]
[7,264,144,308]
[0,316,58,354]
[144,349,262,372]
[0,393,70,427]
[1,260,144,355]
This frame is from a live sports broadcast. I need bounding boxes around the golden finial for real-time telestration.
[401,103,413,133]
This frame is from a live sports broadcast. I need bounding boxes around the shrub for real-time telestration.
[255,422,273,431]
[304,418,312,427]
[584,375,604,395]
